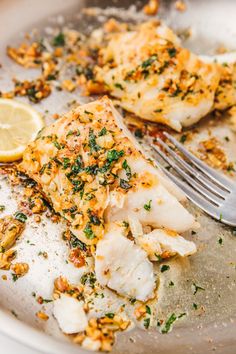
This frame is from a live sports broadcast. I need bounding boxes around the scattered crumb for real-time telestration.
[36,311,49,321]
[143,0,159,16]
[175,0,187,12]
[61,79,76,92]
[197,137,228,170]
[11,262,29,277]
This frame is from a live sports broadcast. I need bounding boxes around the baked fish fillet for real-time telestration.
[21,96,196,242]
[96,21,220,131]
[21,97,197,300]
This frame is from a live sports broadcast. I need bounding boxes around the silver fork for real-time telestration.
[151,132,236,227]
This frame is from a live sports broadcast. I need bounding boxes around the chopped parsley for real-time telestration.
[134,129,144,139]
[143,317,150,329]
[98,127,107,136]
[84,110,93,115]
[192,282,205,295]
[161,313,186,334]
[11,310,18,318]
[72,180,85,194]
[26,87,38,103]
[52,32,65,47]
[12,273,19,282]
[105,313,115,319]
[46,74,57,81]
[0,205,5,212]
[122,160,132,180]
[141,54,158,69]
[218,237,223,245]
[53,140,61,150]
[88,129,100,152]
[66,130,74,137]
[146,305,151,315]
[41,298,53,303]
[83,223,95,239]
[180,134,187,144]
[85,164,99,175]
[14,212,27,223]
[144,200,152,211]
[160,264,170,273]
[62,157,70,169]
[192,303,198,310]
[114,83,124,90]
[69,232,87,251]
[107,149,124,162]
[88,211,101,225]
[168,47,177,58]
[123,221,129,228]
[169,281,174,287]
[78,65,94,80]
[120,179,131,189]
[98,149,124,175]
[80,272,96,288]
[85,193,95,201]
[155,254,163,262]
[129,298,136,305]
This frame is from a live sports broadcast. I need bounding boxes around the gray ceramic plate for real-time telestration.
[0,1,236,353]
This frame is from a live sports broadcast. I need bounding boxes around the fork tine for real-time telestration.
[152,144,222,206]
[155,160,221,221]
[164,132,233,191]
[155,138,227,199]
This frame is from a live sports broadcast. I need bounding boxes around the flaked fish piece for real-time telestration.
[137,229,197,261]
[95,225,156,301]
[96,21,220,131]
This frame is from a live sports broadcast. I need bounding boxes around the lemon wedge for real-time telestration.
[0,98,44,162]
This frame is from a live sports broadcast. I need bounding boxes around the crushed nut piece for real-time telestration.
[69,248,86,268]
[62,79,76,92]
[134,305,147,319]
[36,311,49,321]
[143,0,159,16]
[13,78,51,103]
[11,262,29,277]
[103,19,128,33]
[0,249,17,270]
[34,215,41,223]
[198,137,228,170]
[0,216,25,250]
[7,42,44,68]
[53,276,83,301]
[54,276,70,293]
